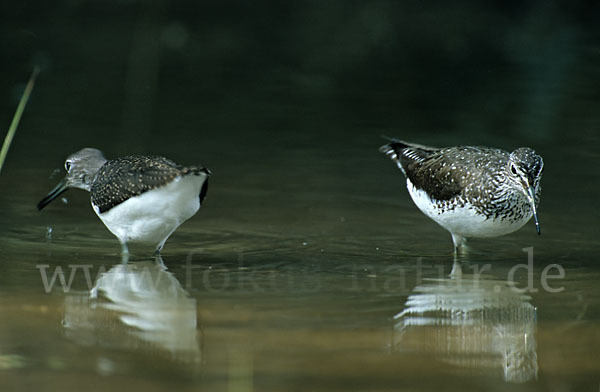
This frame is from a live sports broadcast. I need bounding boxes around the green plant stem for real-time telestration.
[0,67,40,174]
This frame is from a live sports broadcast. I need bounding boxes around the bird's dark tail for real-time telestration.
[379,138,439,175]
[181,166,212,176]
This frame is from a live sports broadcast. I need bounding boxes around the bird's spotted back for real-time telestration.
[91,155,203,213]
[381,142,512,205]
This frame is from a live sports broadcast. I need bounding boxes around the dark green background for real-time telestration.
[2,1,600,167]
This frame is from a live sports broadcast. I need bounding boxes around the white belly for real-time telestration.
[93,174,206,247]
[406,179,531,238]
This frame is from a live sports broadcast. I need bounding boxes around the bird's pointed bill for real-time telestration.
[37,178,69,210]
[526,185,541,235]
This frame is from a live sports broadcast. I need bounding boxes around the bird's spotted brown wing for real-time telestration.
[91,155,183,213]
[405,153,464,201]
[405,146,509,202]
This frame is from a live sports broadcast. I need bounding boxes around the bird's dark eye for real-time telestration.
[65,161,72,172]
[510,164,517,175]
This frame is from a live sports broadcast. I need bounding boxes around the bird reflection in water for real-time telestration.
[63,257,201,363]
[393,261,538,383]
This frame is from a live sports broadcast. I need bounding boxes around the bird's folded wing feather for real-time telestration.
[91,156,182,213]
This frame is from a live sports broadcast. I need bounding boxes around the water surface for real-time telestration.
[1,1,600,391]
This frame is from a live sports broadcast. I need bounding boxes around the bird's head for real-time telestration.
[37,148,107,210]
[507,147,544,234]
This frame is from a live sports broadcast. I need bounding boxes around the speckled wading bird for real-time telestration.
[37,148,211,255]
[379,140,543,251]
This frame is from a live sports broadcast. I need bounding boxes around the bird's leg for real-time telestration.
[449,258,463,278]
[451,233,468,256]
[450,235,470,277]
[154,254,166,268]
[120,242,130,264]
[155,237,168,256]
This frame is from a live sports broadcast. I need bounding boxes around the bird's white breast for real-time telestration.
[406,179,531,238]
[93,174,207,246]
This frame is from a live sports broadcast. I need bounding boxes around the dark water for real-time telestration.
[2,2,600,391]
